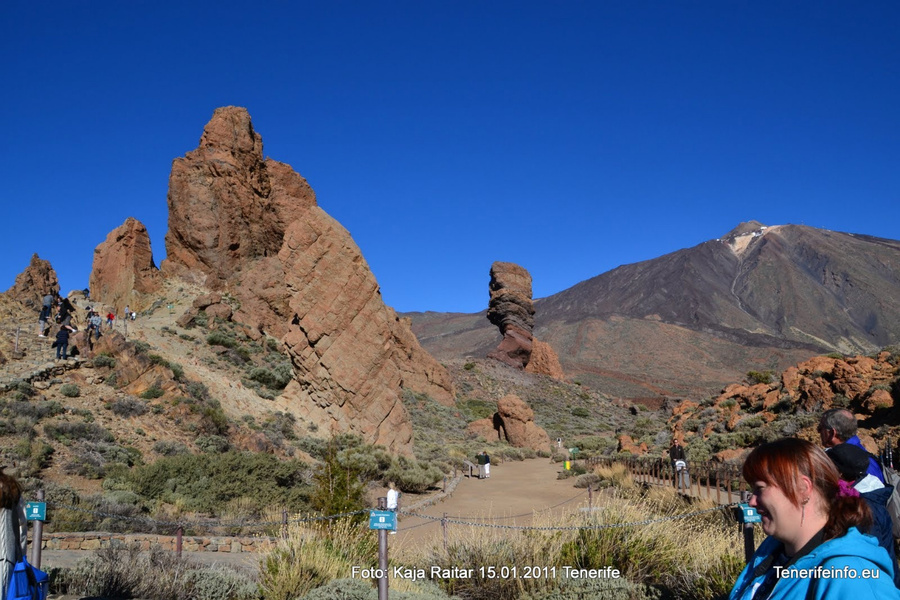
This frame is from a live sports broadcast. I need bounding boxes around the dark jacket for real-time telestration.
[860,484,900,587]
[55,327,71,345]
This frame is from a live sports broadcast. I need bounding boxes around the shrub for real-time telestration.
[140,387,165,400]
[0,399,64,420]
[746,370,774,385]
[93,354,116,368]
[45,422,115,444]
[59,383,80,398]
[248,364,293,390]
[571,407,590,418]
[54,544,259,600]
[206,331,236,348]
[120,451,312,514]
[259,518,377,600]
[196,435,230,453]
[108,397,149,417]
[152,440,188,456]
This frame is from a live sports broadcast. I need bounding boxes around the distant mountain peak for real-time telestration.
[723,221,768,240]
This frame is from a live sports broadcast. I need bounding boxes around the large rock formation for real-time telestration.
[486,262,564,378]
[6,254,59,307]
[487,262,534,368]
[89,217,161,312]
[162,107,454,453]
[162,107,316,287]
[467,394,551,452]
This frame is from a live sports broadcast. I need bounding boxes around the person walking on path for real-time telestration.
[386,482,400,511]
[37,303,51,337]
[0,467,27,600]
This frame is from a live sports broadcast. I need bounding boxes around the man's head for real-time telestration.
[826,443,869,482]
[818,408,857,447]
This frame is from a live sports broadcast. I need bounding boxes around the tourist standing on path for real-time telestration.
[482,451,491,478]
[669,438,686,484]
[0,467,27,600]
[56,296,76,327]
[730,438,900,599]
[819,408,884,482]
[106,312,115,327]
[386,482,400,511]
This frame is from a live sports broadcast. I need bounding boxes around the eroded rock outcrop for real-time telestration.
[89,217,161,312]
[467,394,550,452]
[6,254,59,307]
[487,262,534,368]
[486,262,564,378]
[162,107,454,453]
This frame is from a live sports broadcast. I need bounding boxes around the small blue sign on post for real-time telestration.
[369,510,397,531]
[25,502,46,521]
[738,503,761,524]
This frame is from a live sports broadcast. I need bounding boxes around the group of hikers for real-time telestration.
[35,291,135,360]
[685,407,900,598]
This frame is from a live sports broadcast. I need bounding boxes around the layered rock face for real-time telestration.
[486,262,564,378]
[6,254,59,307]
[487,262,535,368]
[89,217,161,312]
[163,107,454,452]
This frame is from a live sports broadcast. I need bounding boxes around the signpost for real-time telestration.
[370,498,391,600]
[27,491,45,567]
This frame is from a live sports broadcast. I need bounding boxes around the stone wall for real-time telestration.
[41,532,275,553]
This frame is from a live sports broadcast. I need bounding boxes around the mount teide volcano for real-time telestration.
[408,222,900,400]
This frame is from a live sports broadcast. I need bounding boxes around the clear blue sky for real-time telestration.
[2,2,898,313]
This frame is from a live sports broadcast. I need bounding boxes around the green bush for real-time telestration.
[119,451,312,514]
[140,387,165,400]
[746,370,774,385]
[59,383,80,398]
[0,399,64,420]
[93,354,116,368]
[206,331,237,348]
[196,435,230,453]
[248,364,293,390]
[571,407,590,418]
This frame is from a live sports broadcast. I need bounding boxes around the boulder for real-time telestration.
[89,217,161,312]
[494,394,551,452]
[525,339,565,379]
[6,254,59,307]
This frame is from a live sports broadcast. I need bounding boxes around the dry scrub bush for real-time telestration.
[592,462,636,490]
[259,517,377,600]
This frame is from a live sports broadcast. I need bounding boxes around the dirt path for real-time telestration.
[396,458,588,549]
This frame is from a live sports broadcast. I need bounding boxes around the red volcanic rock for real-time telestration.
[162,106,315,287]
[487,262,535,368]
[494,394,551,452]
[618,434,648,455]
[162,107,454,453]
[485,262,564,378]
[467,417,501,442]
[525,339,565,379]
[6,254,59,307]
[89,217,161,312]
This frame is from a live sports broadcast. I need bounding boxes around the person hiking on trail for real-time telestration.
[89,312,102,340]
[483,451,491,478]
[476,451,486,479]
[55,323,75,360]
[37,303,51,337]
[57,296,76,327]
[386,482,400,511]
[124,305,130,320]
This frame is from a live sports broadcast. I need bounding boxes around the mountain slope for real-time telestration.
[410,223,900,398]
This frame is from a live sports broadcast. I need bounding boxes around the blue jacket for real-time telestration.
[846,436,885,482]
[730,527,900,599]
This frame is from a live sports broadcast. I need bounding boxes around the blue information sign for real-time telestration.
[25,502,46,521]
[738,503,761,524]
[369,510,397,531]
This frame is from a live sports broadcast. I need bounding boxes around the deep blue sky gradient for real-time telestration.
[2,2,898,312]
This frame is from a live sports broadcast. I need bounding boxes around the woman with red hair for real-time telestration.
[730,438,900,599]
